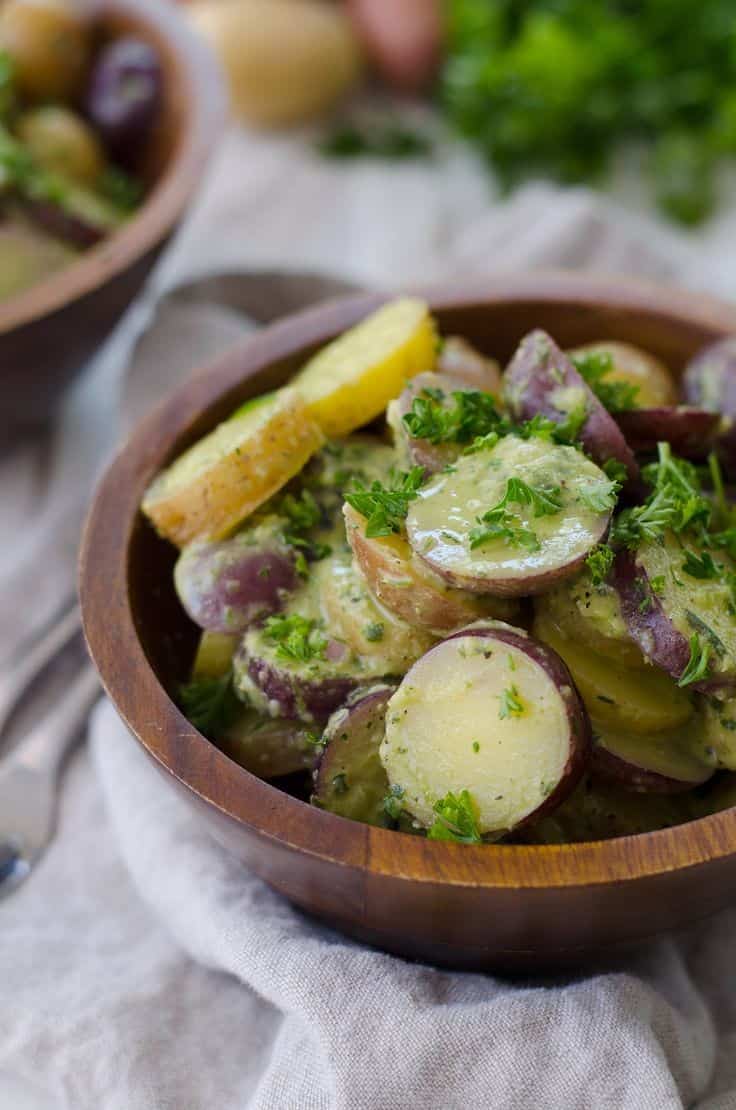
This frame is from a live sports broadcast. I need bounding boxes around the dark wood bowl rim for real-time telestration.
[0,0,224,336]
[80,272,736,892]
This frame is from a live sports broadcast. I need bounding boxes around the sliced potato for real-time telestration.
[569,341,677,408]
[518,780,695,843]
[406,436,612,598]
[590,719,714,793]
[438,336,502,394]
[294,297,437,437]
[142,389,324,547]
[533,609,694,734]
[343,503,518,633]
[316,552,436,672]
[536,571,645,668]
[220,709,317,779]
[380,622,591,836]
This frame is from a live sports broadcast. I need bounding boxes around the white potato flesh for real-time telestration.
[380,631,574,834]
[406,435,612,596]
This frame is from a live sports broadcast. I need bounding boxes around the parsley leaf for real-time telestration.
[499,683,525,719]
[469,517,540,552]
[179,671,240,737]
[427,790,482,844]
[578,477,619,514]
[263,615,328,663]
[586,543,615,586]
[344,467,424,538]
[677,634,712,687]
[381,784,406,824]
[402,388,501,444]
[682,549,720,580]
[572,350,639,412]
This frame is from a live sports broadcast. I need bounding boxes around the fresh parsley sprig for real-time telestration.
[427,790,482,844]
[402,387,501,445]
[572,350,639,413]
[585,543,615,586]
[677,634,712,687]
[179,671,240,737]
[344,466,424,538]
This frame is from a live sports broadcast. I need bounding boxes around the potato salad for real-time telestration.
[142,298,736,845]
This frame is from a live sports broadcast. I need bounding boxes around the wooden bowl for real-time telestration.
[80,273,736,971]
[0,0,224,434]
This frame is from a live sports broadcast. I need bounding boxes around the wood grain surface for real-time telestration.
[80,275,736,970]
[0,0,223,433]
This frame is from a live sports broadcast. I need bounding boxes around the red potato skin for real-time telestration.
[504,330,639,482]
[239,640,363,725]
[313,684,394,801]
[443,622,592,826]
[175,538,298,635]
[612,549,698,685]
[682,338,736,476]
[614,407,720,459]
[590,743,712,795]
[346,0,443,92]
[24,198,105,249]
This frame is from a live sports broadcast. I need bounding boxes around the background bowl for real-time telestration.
[80,273,736,971]
[0,0,224,434]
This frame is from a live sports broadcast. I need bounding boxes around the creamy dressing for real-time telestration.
[406,436,610,587]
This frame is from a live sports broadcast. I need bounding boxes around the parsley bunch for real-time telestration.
[344,467,424,538]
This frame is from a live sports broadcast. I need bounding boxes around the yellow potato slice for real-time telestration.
[534,611,693,735]
[142,388,324,547]
[294,297,438,437]
[192,631,238,680]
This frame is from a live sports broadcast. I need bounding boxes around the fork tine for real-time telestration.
[0,601,81,738]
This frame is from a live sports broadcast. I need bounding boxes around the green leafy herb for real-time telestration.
[578,477,619,514]
[179,672,240,737]
[611,442,712,548]
[345,467,424,538]
[472,740,480,752]
[427,790,482,844]
[99,165,143,213]
[382,784,406,823]
[677,634,711,687]
[263,615,328,663]
[403,388,501,445]
[572,350,639,412]
[363,622,384,642]
[498,476,563,517]
[469,518,540,552]
[682,549,720,579]
[586,543,615,586]
[499,683,525,719]
[603,459,629,485]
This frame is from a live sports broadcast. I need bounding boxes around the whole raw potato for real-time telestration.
[189,0,363,127]
[347,0,443,92]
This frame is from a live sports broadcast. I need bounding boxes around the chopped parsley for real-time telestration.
[586,543,614,586]
[469,477,561,552]
[469,518,540,552]
[578,476,620,515]
[277,488,331,569]
[381,784,405,823]
[263,615,328,663]
[677,634,711,687]
[572,350,639,413]
[427,790,482,844]
[344,467,424,538]
[682,549,720,580]
[363,622,384,642]
[499,684,525,719]
[403,388,501,444]
[179,671,240,737]
[472,740,480,753]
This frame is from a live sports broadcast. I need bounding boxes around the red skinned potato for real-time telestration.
[174,523,298,635]
[612,537,736,689]
[391,370,494,475]
[380,621,591,836]
[312,684,395,825]
[682,338,736,476]
[346,0,443,92]
[504,330,639,481]
[438,337,502,394]
[406,435,614,598]
[590,721,714,794]
[343,503,518,633]
[614,407,720,458]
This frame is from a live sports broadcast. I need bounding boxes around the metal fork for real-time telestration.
[0,602,100,898]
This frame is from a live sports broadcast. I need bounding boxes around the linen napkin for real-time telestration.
[3,125,736,1110]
